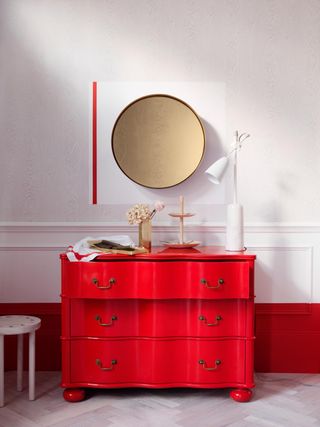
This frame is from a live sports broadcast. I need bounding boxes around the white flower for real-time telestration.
[126,204,151,225]
[150,200,165,219]
[127,201,166,224]
[154,200,165,212]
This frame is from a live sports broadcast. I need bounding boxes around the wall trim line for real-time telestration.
[2,222,320,234]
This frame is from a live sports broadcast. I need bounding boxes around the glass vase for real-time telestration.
[139,219,152,252]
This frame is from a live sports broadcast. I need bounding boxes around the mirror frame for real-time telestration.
[111,94,206,189]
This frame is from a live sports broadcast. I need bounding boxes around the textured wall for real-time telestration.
[1,0,320,223]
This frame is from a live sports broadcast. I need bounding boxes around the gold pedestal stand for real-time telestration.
[166,196,200,249]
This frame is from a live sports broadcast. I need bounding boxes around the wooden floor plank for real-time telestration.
[1,372,320,426]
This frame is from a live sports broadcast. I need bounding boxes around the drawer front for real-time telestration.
[69,338,246,386]
[62,261,250,299]
[62,261,152,299]
[70,299,253,338]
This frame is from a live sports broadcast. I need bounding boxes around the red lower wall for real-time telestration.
[255,303,320,373]
[1,303,320,373]
[0,303,61,371]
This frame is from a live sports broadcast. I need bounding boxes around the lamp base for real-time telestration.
[225,204,245,252]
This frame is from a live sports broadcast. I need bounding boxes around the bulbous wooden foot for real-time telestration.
[230,388,252,402]
[63,388,86,402]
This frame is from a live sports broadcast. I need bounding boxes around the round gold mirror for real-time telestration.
[112,94,205,188]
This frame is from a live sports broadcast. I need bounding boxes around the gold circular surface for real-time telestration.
[112,94,205,188]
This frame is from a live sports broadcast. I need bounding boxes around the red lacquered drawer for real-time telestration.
[68,338,247,387]
[152,261,250,299]
[62,260,250,299]
[188,261,250,298]
[62,261,152,299]
[69,299,253,338]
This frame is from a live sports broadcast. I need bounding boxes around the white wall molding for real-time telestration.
[0,222,320,303]
[249,246,314,304]
[2,222,320,250]
[3,221,320,236]
[0,247,65,252]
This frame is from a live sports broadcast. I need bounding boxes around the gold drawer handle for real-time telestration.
[92,277,116,290]
[198,359,221,371]
[96,359,117,371]
[200,278,224,289]
[199,314,222,326]
[95,315,117,327]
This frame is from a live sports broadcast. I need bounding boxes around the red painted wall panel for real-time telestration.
[0,303,61,371]
[255,303,320,373]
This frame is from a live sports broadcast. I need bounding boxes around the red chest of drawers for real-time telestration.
[60,247,255,402]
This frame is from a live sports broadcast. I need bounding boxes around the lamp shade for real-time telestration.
[205,156,228,184]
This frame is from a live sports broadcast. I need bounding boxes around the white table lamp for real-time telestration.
[205,156,228,184]
[205,131,250,251]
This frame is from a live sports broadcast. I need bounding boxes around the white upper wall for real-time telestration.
[1,0,320,223]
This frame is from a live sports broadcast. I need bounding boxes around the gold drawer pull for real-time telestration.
[198,359,221,371]
[96,359,117,371]
[95,315,117,327]
[92,277,116,290]
[199,314,222,326]
[200,278,224,289]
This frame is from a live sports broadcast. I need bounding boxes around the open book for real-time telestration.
[88,240,147,255]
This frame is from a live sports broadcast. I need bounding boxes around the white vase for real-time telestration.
[226,204,244,251]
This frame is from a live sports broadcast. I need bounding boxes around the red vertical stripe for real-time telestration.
[92,81,97,204]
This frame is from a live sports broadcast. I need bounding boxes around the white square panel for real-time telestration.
[90,81,226,205]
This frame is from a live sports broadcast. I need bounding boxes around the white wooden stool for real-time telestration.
[0,315,41,407]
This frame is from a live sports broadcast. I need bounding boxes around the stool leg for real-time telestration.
[17,334,23,392]
[0,335,4,407]
[28,331,35,401]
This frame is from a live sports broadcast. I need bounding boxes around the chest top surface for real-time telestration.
[60,246,255,262]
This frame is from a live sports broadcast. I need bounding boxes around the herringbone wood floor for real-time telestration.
[1,372,320,426]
